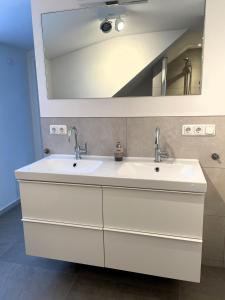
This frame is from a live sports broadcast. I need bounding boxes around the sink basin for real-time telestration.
[19,156,103,174]
[15,155,207,193]
[118,161,197,181]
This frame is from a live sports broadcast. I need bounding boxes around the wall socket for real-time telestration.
[182,124,216,136]
[50,125,68,135]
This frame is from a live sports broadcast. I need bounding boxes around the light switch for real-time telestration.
[205,125,216,136]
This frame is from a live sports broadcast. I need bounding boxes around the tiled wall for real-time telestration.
[41,116,225,268]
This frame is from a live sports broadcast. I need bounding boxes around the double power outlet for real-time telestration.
[182,124,216,136]
[49,124,215,137]
[50,125,67,135]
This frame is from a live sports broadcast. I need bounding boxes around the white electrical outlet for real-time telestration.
[182,124,216,136]
[58,125,67,135]
[194,125,205,136]
[50,125,67,135]
[50,125,58,135]
[182,125,194,136]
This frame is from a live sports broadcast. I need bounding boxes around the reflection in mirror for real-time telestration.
[42,0,205,99]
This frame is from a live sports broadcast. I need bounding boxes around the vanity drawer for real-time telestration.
[103,187,204,239]
[20,181,103,226]
[23,219,104,267]
[104,229,202,282]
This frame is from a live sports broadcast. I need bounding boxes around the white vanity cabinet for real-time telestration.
[20,181,104,267]
[20,181,103,226]
[18,180,205,283]
[103,187,204,282]
[103,187,204,239]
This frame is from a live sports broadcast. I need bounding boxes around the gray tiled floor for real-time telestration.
[0,205,225,300]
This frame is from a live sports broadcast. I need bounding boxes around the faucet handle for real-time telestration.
[160,151,169,158]
[68,129,72,143]
[68,126,78,143]
[79,142,88,154]
[155,127,160,145]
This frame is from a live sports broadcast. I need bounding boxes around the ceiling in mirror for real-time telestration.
[42,0,205,99]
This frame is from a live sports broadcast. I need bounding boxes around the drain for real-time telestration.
[155,167,160,172]
[73,162,77,168]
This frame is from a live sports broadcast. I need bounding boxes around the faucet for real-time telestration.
[154,127,169,163]
[68,126,87,160]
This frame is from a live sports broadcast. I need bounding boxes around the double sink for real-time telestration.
[16,155,207,193]
[15,154,207,282]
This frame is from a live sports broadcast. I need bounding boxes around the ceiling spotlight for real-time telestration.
[115,17,125,32]
[100,19,112,33]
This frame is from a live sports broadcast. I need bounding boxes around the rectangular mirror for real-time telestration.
[42,0,205,99]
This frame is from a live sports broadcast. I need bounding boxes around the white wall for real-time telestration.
[31,0,225,117]
[49,30,184,98]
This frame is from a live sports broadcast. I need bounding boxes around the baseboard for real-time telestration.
[0,198,20,216]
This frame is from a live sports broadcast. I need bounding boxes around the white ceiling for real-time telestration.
[0,0,33,50]
[42,0,205,59]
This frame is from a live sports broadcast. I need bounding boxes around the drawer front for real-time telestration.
[103,187,204,239]
[20,181,103,227]
[104,230,202,282]
[23,220,104,267]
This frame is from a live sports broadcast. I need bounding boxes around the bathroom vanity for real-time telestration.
[16,155,207,283]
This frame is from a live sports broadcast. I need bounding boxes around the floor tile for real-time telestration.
[0,261,75,300]
[66,267,179,300]
[0,241,15,257]
[179,266,225,300]
[0,205,225,300]
[0,240,78,274]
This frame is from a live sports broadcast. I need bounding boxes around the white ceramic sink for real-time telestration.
[118,161,197,181]
[15,155,207,193]
[23,156,103,174]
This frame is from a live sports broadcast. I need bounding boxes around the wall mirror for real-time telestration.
[42,0,205,99]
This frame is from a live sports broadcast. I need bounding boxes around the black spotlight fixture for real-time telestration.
[100,19,112,33]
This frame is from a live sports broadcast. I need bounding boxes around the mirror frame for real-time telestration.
[31,0,225,117]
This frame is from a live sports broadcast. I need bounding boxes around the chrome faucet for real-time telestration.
[68,126,87,160]
[155,127,169,163]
